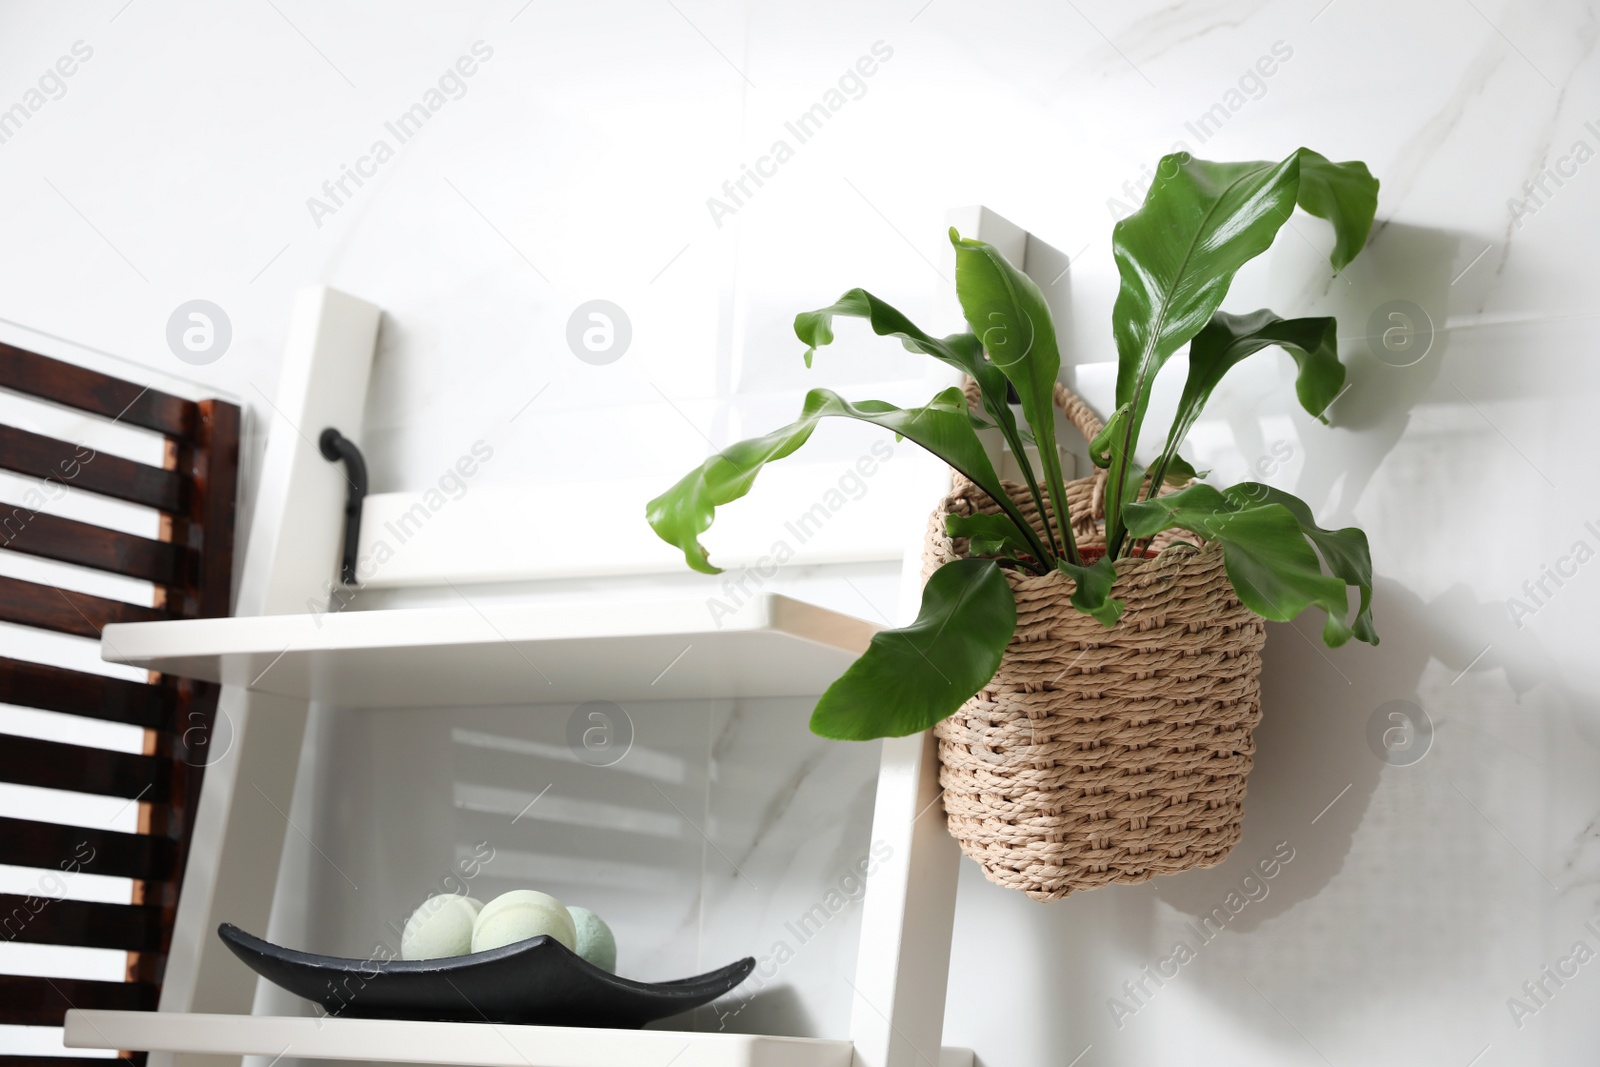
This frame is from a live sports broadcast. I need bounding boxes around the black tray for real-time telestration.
[218,923,754,1028]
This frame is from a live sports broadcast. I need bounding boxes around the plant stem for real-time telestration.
[998,425,1060,562]
[1050,458,1081,566]
[1104,396,1144,559]
[1033,415,1080,567]
[988,492,1052,566]
[1142,455,1170,503]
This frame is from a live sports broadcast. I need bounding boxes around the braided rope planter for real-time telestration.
[928,384,1266,901]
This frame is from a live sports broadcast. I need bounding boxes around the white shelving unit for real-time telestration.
[69,594,967,1067]
[93,594,880,707]
[60,251,1051,1066]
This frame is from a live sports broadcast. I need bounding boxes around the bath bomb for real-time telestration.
[471,890,576,953]
[566,906,616,973]
[401,894,483,960]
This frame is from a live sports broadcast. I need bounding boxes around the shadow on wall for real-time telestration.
[1302,221,1457,528]
[1155,575,1566,935]
[1158,219,1572,931]
[1144,221,1459,931]
[1233,221,1460,529]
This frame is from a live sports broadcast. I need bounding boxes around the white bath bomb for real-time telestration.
[471,890,576,953]
[566,906,616,972]
[401,894,483,960]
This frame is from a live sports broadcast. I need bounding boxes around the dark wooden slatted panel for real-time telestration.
[0,974,157,1026]
[0,351,241,1060]
[0,894,165,951]
[0,817,175,881]
[0,425,185,512]
[186,400,239,619]
[0,576,171,639]
[0,343,196,440]
[0,656,171,728]
[0,736,170,802]
[0,511,182,584]
[0,1058,138,1067]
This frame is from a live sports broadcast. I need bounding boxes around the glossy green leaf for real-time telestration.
[1295,151,1380,271]
[810,558,1016,740]
[1056,555,1124,627]
[1146,309,1342,492]
[1229,482,1377,645]
[1163,453,1205,485]
[796,289,1001,419]
[945,513,1038,559]
[1107,154,1297,548]
[1110,154,1301,427]
[646,386,1046,575]
[1122,482,1371,646]
[1104,149,1379,553]
[950,230,1078,564]
[797,286,1058,559]
[1088,403,1132,469]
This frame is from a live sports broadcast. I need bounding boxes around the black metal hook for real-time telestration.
[318,428,367,586]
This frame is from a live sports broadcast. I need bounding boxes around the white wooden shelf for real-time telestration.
[99,594,879,708]
[63,1011,855,1067]
[89,266,983,1067]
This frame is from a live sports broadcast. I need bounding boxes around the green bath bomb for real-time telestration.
[401,894,483,960]
[566,906,616,972]
[472,890,576,953]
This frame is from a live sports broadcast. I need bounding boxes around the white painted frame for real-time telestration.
[152,287,381,1067]
[844,205,1065,1067]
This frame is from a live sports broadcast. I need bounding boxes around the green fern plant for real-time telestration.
[649,148,1380,741]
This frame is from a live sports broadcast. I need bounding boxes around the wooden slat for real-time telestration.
[0,511,182,584]
[0,576,170,639]
[0,656,170,728]
[0,425,185,512]
[0,894,165,951]
[0,342,196,440]
[0,736,170,802]
[149,679,218,872]
[0,974,157,1026]
[0,817,175,881]
[189,399,239,619]
[0,1058,138,1067]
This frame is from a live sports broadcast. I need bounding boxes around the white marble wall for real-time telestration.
[3,0,1600,1062]
[259,694,879,1045]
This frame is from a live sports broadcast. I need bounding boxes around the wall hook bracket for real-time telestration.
[318,428,368,586]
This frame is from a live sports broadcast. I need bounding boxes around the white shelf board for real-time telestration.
[99,594,880,708]
[63,1011,854,1067]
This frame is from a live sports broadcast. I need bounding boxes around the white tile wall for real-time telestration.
[3,0,1599,1062]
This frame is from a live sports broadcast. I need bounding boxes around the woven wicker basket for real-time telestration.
[928,383,1267,901]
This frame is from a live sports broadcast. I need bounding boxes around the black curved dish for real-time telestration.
[218,923,753,1028]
